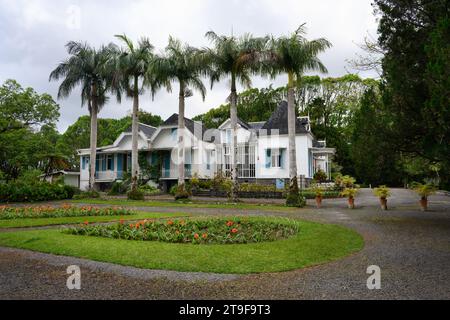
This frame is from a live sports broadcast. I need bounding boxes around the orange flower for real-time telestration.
[231,228,238,234]
[175,230,180,235]
[119,219,124,225]
[84,221,89,226]
[167,220,174,226]
[194,233,199,239]
[226,221,234,227]
[202,233,208,239]
[129,224,134,228]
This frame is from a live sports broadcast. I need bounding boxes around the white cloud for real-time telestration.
[0,0,379,132]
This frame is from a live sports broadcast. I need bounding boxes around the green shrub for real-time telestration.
[313,169,328,183]
[127,189,145,201]
[410,182,437,199]
[138,184,160,196]
[374,185,391,199]
[286,193,306,207]
[238,183,278,193]
[0,181,75,203]
[171,184,191,200]
[108,181,127,196]
[73,190,100,200]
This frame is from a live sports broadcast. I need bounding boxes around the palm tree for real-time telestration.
[150,37,207,197]
[112,34,155,192]
[49,41,113,190]
[205,31,267,201]
[266,25,331,204]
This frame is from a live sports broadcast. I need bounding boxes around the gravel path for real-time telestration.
[0,188,449,300]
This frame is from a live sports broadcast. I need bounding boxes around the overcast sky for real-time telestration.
[0,0,379,132]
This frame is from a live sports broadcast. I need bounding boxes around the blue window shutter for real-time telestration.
[280,149,286,169]
[95,158,99,171]
[82,157,85,170]
[111,155,115,171]
[117,154,123,172]
[151,153,157,165]
[265,149,271,168]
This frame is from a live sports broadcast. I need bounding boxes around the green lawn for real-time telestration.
[0,212,188,229]
[0,218,364,274]
[70,198,296,212]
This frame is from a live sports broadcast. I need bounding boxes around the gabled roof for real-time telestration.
[261,101,310,135]
[248,121,265,131]
[162,113,206,139]
[125,123,157,139]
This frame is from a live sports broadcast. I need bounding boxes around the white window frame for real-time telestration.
[271,149,281,168]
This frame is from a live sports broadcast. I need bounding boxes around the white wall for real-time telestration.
[256,134,313,180]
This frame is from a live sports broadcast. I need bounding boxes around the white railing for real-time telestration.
[95,171,117,181]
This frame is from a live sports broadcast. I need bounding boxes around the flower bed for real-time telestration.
[0,204,133,220]
[64,217,299,245]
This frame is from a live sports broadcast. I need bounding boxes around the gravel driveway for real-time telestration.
[0,188,449,300]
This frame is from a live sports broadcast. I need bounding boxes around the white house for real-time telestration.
[78,101,335,191]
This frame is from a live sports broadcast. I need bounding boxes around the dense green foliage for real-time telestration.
[373,0,450,189]
[0,181,75,203]
[0,80,61,180]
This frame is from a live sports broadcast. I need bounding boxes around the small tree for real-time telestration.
[341,187,359,209]
[411,182,437,211]
[374,185,391,210]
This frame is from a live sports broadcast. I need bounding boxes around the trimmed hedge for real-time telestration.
[0,182,76,203]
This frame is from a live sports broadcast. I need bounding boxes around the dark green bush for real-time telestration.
[108,181,127,196]
[170,184,192,200]
[0,181,75,203]
[73,190,100,200]
[127,189,145,201]
[286,193,306,208]
[313,169,328,183]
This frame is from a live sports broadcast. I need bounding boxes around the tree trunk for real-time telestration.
[178,81,186,189]
[131,75,140,191]
[288,72,299,195]
[230,74,239,202]
[89,95,98,191]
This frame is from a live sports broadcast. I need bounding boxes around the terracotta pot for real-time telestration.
[348,197,355,209]
[380,197,388,210]
[315,195,322,208]
[419,197,428,211]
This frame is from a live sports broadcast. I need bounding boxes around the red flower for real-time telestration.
[119,219,124,225]
[84,221,89,226]
[202,233,208,239]
[231,228,238,234]
[226,221,234,227]
[167,220,174,226]
[194,233,199,239]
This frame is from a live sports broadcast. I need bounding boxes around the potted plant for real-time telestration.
[311,184,324,208]
[341,187,359,209]
[373,185,391,210]
[411,182,437,211]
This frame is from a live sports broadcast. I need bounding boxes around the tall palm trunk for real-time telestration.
[230,74,239,201]
[287,72,299,195]
[88,91,98,191]
[178,81,186,189]
[131,75,140,191]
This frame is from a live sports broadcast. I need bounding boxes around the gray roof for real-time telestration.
[261,101,310,135]
[162,114,206,139]
[249,121,265,131]
[125,123,157,139]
